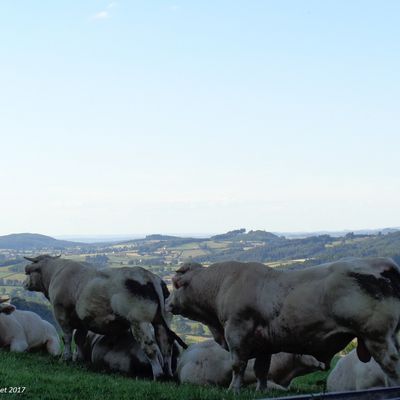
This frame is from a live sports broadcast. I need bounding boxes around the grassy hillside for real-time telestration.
[0,351,330,400]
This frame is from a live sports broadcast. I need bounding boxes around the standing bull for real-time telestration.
[166,258,400,392]
[24,255,186,379]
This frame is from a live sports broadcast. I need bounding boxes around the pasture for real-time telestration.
[0,351,330,400]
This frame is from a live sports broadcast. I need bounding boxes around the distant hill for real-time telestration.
[145,234,181,240]
[211,228,281,241]
[0,233,85,250]
[280,227,400,239]
[192,231,400,265]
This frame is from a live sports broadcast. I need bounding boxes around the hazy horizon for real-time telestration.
[1,1,399,235]
[1,225,399,242]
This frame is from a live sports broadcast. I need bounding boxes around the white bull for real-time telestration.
[166,257,400,392]
[24,255,186,380]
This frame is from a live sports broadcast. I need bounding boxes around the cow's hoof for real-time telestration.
[227,385,241,395]
[59,354,72,363]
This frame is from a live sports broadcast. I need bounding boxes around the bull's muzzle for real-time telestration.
[22,278,30,290]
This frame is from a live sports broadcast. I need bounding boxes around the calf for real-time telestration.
[177,340,324,388]
[0,297,60,355]
[24,255,186,379]
[166,258,400,391]
[327,349,388,391]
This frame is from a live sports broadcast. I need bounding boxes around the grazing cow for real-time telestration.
[166,258,400,392]
[0,297,60,355]
[73,330,180,378]
[177,340,325,388]
[327,349,388,391]
[24,255,186,379]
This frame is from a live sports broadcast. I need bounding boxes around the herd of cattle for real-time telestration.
[1,254,400,393]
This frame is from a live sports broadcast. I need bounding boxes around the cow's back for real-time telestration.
[75,266,163,334]
[177,340,233,385]
[12,310,52,347]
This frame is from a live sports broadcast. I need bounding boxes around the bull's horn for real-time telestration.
[24,254,56,263]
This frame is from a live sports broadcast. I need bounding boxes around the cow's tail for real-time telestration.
[161,316,188,349]
[153,278,188,350]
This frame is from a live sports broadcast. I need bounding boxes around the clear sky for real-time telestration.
[1,1,399,236]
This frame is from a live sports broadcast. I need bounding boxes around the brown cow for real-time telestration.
[166,258,400,392]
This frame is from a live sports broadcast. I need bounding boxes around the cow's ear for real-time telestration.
[176,262,203,274]
[172,275,188,289]
[176,265,190,274]
[0,304,16,314]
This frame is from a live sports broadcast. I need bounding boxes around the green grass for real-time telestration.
[0,351,332,400]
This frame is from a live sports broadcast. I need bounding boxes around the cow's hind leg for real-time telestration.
[225,319,252,393]
[154,323,173,378]
[254,353,271,391]
[131,322,164,380]
[229,352,248,393]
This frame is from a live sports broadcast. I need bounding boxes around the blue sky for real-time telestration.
[1,1,399,235]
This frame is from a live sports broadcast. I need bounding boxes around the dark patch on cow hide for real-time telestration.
[125,279,159,302]
[382,268,400,297]
[349,269,400,300]
[81,315,130,335]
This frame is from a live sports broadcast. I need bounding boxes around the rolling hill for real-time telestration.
[0,233,85,250]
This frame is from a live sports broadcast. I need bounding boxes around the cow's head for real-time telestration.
[23,254,60,293]
[172,262,203,289]
[166,262,204,315]
[0,297,16,315]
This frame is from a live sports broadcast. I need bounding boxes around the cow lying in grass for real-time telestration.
[73,330,180,378]
[176,340,325,388]
[24,255,186,380]
[0,297,60,355]
[166,257,400,392]
[327,349,388,391]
